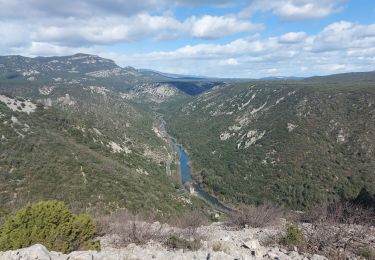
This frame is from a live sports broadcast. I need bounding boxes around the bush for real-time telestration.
[281,225,304,247]
[0,200,100,253]
[165,235,201,251]
[212,241,230,253]
[357,247,375,260]
[170,210,208,237]
[296,202,375,259]
[96,209,207,250]
[96,210,166,247]
[226,203,284,228]
[300,201,375,226]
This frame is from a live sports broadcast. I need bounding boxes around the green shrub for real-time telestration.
[0,200,100,253]
[282,225,304,246]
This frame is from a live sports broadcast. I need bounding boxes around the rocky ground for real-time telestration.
[0,222,327,260]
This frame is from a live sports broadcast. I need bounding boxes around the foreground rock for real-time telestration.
[0,223,326,260]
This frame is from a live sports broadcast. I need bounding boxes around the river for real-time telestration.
[172,141,231,212]
[158,118,231,212]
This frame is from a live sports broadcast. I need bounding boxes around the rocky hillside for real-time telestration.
[0,54,214,218]
[0,54,223,104]
[164,77,375,209]
[2,53,375,217]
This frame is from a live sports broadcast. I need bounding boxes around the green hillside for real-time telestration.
[1,53,375,217]
[163,79,375,209]
[0,54,209,219]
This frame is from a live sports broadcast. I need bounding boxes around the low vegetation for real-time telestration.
[297,202,375,259]
[211,240,230,253]
[258,201,375,259]
[96,209,207,251]
[223,200,374,259]
[165,235,201,251]
[0,200,100,253]
[226,203,284,229]
[96,210,167,247]
[281,225,304,247]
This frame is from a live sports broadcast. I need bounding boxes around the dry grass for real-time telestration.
[169,210,209,237]
[96,210,207,251]
[297,202,375,259]
[300,201,375,226]
[96,210,168,247]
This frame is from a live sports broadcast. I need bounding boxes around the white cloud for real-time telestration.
[0,12,263,48]
[276,2,336,20]
[241,0,345,21]
[0,0,165,18]
[0,22,30,49]
[0,0,260,48]
[265,68,278,74]
[0,0,240,19]
[329,64,346,71]
[219,58,239,65]
[310,21,375,52]
[32,15,184,45]
[279,32,307,43]
[25,42,94,56]
[0,0,373,79]
[107,21,375,78]
[189,15,263,39]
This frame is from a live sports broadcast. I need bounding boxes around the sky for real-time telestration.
[1,0,375,78]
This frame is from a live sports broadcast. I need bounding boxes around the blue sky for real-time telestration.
[0,0,375,78]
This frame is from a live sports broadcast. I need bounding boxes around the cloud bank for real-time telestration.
[0,0,374,77]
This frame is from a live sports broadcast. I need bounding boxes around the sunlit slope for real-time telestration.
[164,79,375,209]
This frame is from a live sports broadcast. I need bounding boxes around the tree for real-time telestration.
[0,200,100,253]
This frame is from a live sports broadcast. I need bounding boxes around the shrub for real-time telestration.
[226,203,284,229]
[97,210,206,250]
[300,201,375,226]
[281,225,304,247]
[357,247,375,260]
[96,210,166,247]
[0,200,100,253]
[165,235,201,251]
[170,210,208,237]
[296,202,375,259]
[212,241,230,253]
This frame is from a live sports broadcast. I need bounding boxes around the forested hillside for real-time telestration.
[164,78,375,209]
[0,54,210,219]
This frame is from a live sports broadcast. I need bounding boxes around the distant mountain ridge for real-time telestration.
[140,69,209,80]
[260,76,305,81]
[306,71,375,82]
